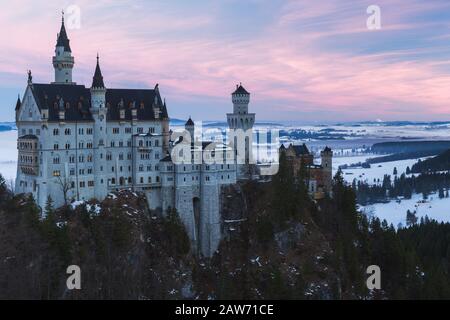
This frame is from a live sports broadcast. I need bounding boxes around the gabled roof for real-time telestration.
[232,83,249,95]
[56,18,71,52]
[292,143,310,156]
[30,83,169,122]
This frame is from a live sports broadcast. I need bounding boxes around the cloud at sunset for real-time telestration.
[2,0,450,122]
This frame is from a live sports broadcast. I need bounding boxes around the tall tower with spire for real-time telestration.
[90,54,108,200]
[227,83,255,178]
[52,12,75,84]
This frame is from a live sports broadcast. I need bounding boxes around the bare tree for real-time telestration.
[54,175,74,206]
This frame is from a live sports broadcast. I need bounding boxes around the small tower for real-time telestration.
[90,54,108,200]
[52,12,75,84]
[185,117,195,145]
[320,146,333,193]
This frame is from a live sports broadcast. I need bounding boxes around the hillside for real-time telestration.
[0,164,449,299]
[411,149,450,173]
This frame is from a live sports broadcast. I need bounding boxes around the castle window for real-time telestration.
[156,176,160,183]
[140,177,144,184]
[113,128,119,134]
[88,181,94,187]
[79,155,84,162]
[139,165,144,172]
[147,165,151,171]
[127,153,132,160]
[87,154,93,162]
[87,168,93,174]
[52,170,60,177]
[53,144,59,150]
[119,141,123,147]
[125,127,132,134]
[112,166,115,172]
[36,129,40,135]
[139,140,143,147]
[137,127,143,133]
[65,143,70,149]
[155,140,159,147]
[64,128,71,135]
[69,155,75,163]
[110,141,115,147]
[106,153,112,161]
[78,128,84,135]
[79,141,84,148]
[79,169,85,175]
[205,176,210,181]
[53,128,59,136]
[87,142,93,149]
[119,153,124,160]
[111,178,116,185]
[53,157,60,164]
[119,166,123,172]
[87,128,93,135]
[80,181,85,188]
[148,177,151,183]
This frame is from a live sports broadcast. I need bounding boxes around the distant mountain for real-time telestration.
[0,122,16,132]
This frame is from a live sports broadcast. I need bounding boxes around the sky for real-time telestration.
[2,0,450,123]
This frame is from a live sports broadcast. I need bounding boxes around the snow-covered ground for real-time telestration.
[336,157,430,185]
[0,130,17,184]
[360,192,450,228]
[332,154,450,226]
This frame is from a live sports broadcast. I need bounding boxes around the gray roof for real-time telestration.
[91,56,105,88]
[56,19,71,52]
[30,83,169,122]
[185,117,194,126]
[232,84,249,95]
[292,143,310,156]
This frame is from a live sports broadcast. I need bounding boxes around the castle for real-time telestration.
[14,16,255,257]
[279,143,333,199]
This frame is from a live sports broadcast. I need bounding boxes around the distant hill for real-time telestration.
[0,122,16,132]
[411,149,450,173]
[371,140,450,154]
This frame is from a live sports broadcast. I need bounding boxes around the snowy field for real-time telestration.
[336,157,430,185]
[0,130,17,184]
[332,154,450,226]
[360,192,450,228]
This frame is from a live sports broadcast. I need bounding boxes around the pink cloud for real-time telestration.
[1,0,450,121]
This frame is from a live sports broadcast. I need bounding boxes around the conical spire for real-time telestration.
[15,94,21,111]
[56,11,71,52]
[91,54,105,88]
[185,116,194,126]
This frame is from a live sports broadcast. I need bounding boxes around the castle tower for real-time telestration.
[227,83,255,178]
[185,117,195,145]
[90,54,108,200]
[52,13,75,84]
[320,146,333,193]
